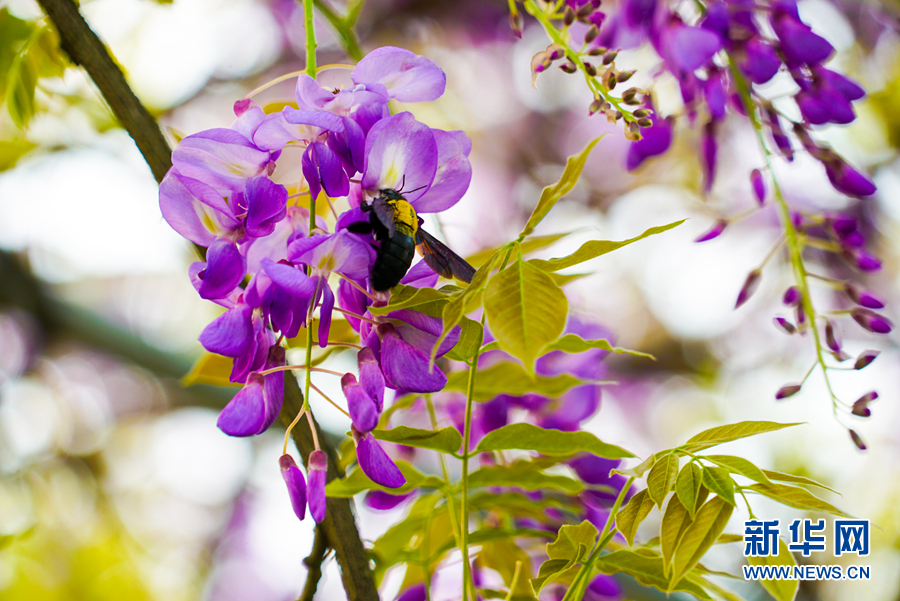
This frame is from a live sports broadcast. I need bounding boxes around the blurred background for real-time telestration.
[1,0,899,599]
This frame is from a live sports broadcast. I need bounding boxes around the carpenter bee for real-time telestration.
[349,188,475,292]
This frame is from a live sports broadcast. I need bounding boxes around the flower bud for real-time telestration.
[637,117,653,128]
[576,3,595,18]
[588,98,604,115]
[509,10,524,39]
[776,383,802,399]
[844,248,882,273]
[854,349,879,370]
[546,43,566,61]
[584,62,597,77]
[851,391,877,417]
[559,60,578,74]
[589,46,607,56]
[845,283,884,309]
[624,121,642,141]
[564,7,576,25]
[851,307,892,334]
[695,219,727,242]
[824,319,841,352]
[750,168,766,205]
[606,71,617,89]
[795,304,806,329]
[782,286,800,307]
[617,70,635,83]
[773,317,796,334]
[622,87,641,104]
[279,454,308,521]
[735,269,762,309]
[585,25,600,44]
[849,429,866,450]
[602,50,618,65]
[307,450,328,522]
[831,349,851,362]
[632,108,650,118]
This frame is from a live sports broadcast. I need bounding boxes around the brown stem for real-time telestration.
[36,1,379,598]
[299,524,330,601]
[35,0,172,183]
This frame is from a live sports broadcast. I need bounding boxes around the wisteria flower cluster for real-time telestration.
[518,0,883,446]
[159,46,473,522]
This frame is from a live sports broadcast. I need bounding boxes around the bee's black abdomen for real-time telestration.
[371,233,416,291]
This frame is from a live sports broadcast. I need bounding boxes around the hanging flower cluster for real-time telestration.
[159,47,472,522]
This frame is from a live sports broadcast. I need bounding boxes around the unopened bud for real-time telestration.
[750,168,766,205]
[614,110,623,121]
[851,391,877,417]
[564,7,576,25]
[773,317,796,334]
[695,219,727,243]
[576,3,595,18]
[844,283,885,309]
[559,61,578,74]
[632,108,650,118]
[782,286,800,307]
[824,319,841,352]
[602,50,618,65]
[546,44,566,61]
[854,350,879,370]
[617,70,635,83]
[589,46,607,56]
[735,270,762,309]
[849,429,867,450]
[588,98,604,115]
[509,10,524,39]
[776,383,802,399]
[584,62,597,77]
[851,307,892,334]
[637,117,653,128]
[585,25,600,44]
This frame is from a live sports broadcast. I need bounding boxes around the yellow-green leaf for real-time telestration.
[473,422,633,459]
[0,9,35,99]
[7,49,36,128]
[675,463,703,518]
[530,558,575,593]
[443,316,483,361]
[325,461,445,497]
[593,550,712,599]
[748,538,798,601]
[647,453,679,507]
[615,452,661,478]
[521,136,605,237]
[762,470,838,494]
[444,362,589,400]
[616,488,655,546]
[705,455,773,485]
[682,421,801,453]
[660,495,693,573]
[701,466,735,506]
[484,256,568,370]
[541,334,655,360]
[468,461,584,494]
[529,220,685,272]
[368,284,455,316]
[467,232,572,268]
[746,482,849,517]
[181,353,239,387]
[371,426,462,455]
[670,496,734,588]
[546,520,598,561]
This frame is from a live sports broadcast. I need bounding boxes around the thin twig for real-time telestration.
[299,525,331,601]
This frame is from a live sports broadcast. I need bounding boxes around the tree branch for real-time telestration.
[35,0,172,183]
[35,1,380,598]
[299,524,330,601]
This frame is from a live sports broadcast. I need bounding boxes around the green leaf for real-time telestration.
[7,49,36,128]
[615,452,660,478]
[469,491,580,520]
[0,9,35,100]
[521,136,605,237]
[716,533,745,545]
[181,353,239,387]
[443,316,483,362]
[705,455,773,485]
[371,426,462,455]
[369,492,442,574]
[593,550,712,599]
[701,467,736,506]
[484,256,568,370]
[762,470,838,494]
[467,232,572,268]
[0,137,36,171]
[675,463,703,518]
[530,559,575,593]
[670,496,734,588]
[368,284,455,316]
[682,421,801,453]
[660,495,693,573]
[431,527,553,560]
[546,520,598,562]
[325,461,445,497]
[468,460,584,494]
[444,362,589,401]
[541,334,655,360]
[529,220,685,272]
[616,488,656,546]
[473,422,633,459]
[434,250,501,362]
[748,538,798,601]
[746,482,849,517]
[647,453,679,507]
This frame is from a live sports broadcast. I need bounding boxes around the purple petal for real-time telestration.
[394,583,427,601]
[412,129,473,214]
[308,450,328,522]
[818,68,865,101]
[309,142,350,198]
[263,346,286,429]
[571,454,620,485]
[294,74,338,110]
[279,454,307,521]
[357,433,406,488]
[751,169,766,204]
[218,373,267,436]
[664,25,722,72]
[819,85,855,124]
[252,109,345,151]
[199,304,254,357]
[626,114,672,171]
[825,161,876,198]
[352,46,446,103]
[773,16,833,65]
[797,92,830,125]
[391,310,460,358]
[318,279,335,348]
[172,129,271,192]
[381,327,447,393]
[343,373,379,433]
[197,239,246,301]
[337,278,370,331]
[327,116,367,177]
[400,260,440,288]
[701,122,717,193]
[587,574,622,600]
[244,175,288,238]
[704,73,727,120]
[739,38,781,84]
[261,258,316,298]
[364,490,414,511]
[159,170,240,245]
[695,219,726,242]
[232,99,267,141]
[361,112,438,202]
[230,317,273,384]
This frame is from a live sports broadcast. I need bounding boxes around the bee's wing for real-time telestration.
[371,198,397,239]
[416,228,476,284]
